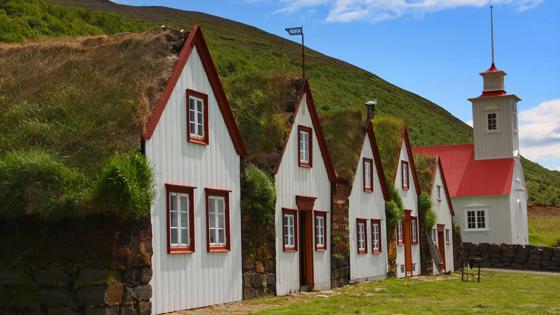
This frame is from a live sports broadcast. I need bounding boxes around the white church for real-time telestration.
[414,59,528,245]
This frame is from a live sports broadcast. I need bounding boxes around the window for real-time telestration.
[466,209,488,231]
[371,219,382,254]
[298,125,312,167]
[314,211,327,251]
[356,219,367,254]
[397,220,403,244]
[431,229,437,244]
[186,89,208,144]
[166,184,195,254]
[487,112,497,131]
[282,208,298,252]
[411,217,418,244]
[206,189,230,252]
[436,185,442,201]
[363,158,374,192]
[445,229,451,245]
[401,161,410,190]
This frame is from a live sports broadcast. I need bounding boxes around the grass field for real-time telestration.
[529,206,560,247]
[188,271,560,314]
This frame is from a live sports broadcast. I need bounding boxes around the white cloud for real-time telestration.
[270,0,542,22]
[518,99,560,166]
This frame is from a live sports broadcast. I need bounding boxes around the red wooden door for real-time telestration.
[403,210,412,276]
[437,225,446,272]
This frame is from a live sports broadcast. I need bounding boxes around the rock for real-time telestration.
[39,288,71,306]
[77,285,107,307]
[77,270,111,287]
[120,304,138,315]
[0,271,29,286]
[266,273,275,285]
[138,301,151,315]
[123,287,137,303]
[255,261,265,273]
[242,258,254,270]
[265,260,275,272]
[251,274,265,288]
[84,307,119,315]
[123,268,152,285]
[35,270,69,288]
[134,285,152,301]
[106,283,123,306]
[243,287,255,300]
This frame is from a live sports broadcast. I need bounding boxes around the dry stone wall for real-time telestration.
[331,182,350,288]
[462,242,560,272]
[0,218,153,315]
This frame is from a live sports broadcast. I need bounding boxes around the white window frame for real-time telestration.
[436,185,442,201]
[445,229,451,245]
[169,191,190,248]
[372,221,380,252]
[357,220,367,253]
[397,220,403,244]
[208,195,227,247]
[411,217,418,244]
[431,229,437,244]
[283,213,296,249]
[465,208,489,231]
[188,95,205,139]
[314,212,326,250]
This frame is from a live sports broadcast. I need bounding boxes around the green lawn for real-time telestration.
[235,271,560,315]
[529,214,560,247]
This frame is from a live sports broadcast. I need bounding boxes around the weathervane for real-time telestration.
[285,26,305,78]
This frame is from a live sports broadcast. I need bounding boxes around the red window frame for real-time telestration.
[297,125,313,168]
[314,211,327,251]
[166,183,196,254]
[411,216,418,244]
[186,89,209,145]
[205,188,231,252]
[397,220,404,245]
[363,158,374,192]
[401,160,410,190]
[356,218,368,254]
[371,219,382,254]
[282,208,298,252]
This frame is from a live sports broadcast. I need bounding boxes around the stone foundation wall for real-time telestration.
[462,242,560,272]
[0,217,152,315]
[331,182,350,288]
[242,258,276,299]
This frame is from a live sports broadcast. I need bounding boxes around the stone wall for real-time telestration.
[462,242,560,272]
[242,258,276,299]
[331,182,350,288]
[0,217,152,315]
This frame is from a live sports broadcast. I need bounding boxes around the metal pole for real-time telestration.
[490,5,495,65]
[301,31,305,78]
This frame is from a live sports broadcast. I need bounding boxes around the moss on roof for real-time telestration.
[414,154,438,196]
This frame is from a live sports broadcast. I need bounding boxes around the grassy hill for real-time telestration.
[1,0,558,206]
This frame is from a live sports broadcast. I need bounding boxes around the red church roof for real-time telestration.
[412,144,514,197]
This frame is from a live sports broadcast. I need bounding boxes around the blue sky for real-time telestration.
[117,0,560,170]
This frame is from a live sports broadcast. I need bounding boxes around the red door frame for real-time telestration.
[296,195,315,290]
[437,224,446,272]
[403,209,413,277]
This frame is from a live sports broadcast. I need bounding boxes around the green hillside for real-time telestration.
[1,0,558,206]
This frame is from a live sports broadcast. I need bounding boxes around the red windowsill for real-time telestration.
[208,247,229,253]
[402,186,409,191]
[397,241,404,245]
[188,137,208,145]
[168,248,194,254]
[357,250,367,255]
[298,163,312,168]
[372,250,382,255]
[364,187,374,193]
[283,247,297,253]
[315,247,326,252]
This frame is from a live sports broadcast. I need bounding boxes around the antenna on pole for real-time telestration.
[490,5,495,65]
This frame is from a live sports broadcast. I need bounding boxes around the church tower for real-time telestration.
[469,6,521,160]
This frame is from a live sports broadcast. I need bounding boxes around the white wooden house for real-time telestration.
[349,120,390,282]
[394,128,422,278]
[142,25,247,313]
[413,62,528,245]
[273,79,337,295]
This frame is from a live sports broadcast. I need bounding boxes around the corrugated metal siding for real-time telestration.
[453,195,512,244]
[431,165,454,274]
[509,159,528,245]
[275,94,331,295]
[395,142,421,278]
[146,47,242,314]
[472,97,518,160]
[349,136,388,281]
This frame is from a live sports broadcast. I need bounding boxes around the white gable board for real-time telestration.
[274,93,331,295]
[349,135,388,281]
[146,47,242,313]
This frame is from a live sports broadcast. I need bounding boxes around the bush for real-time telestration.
[386,186,404,228]
[418,192,436,230]
[0,150,88,220]
[243,164,275,225]
[93,152,154,221]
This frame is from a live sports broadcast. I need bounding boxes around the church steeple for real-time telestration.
[468,6,521,161]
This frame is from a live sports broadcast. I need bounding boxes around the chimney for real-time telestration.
[365,99,377,121]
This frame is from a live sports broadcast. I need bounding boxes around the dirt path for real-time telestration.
[481,268,560,276]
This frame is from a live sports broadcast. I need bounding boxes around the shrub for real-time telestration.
[93,151,154,221]
[386,186,404,228]
[0,150,88,220]
[418,192,436,231]
[243,164,275,226]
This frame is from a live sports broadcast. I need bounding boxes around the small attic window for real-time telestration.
[186,89,209,145]
[401,161,410,190]
[437,185,442,201]
[487,112,497,131]
[363,158,374,192]
[298,125,312,168]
